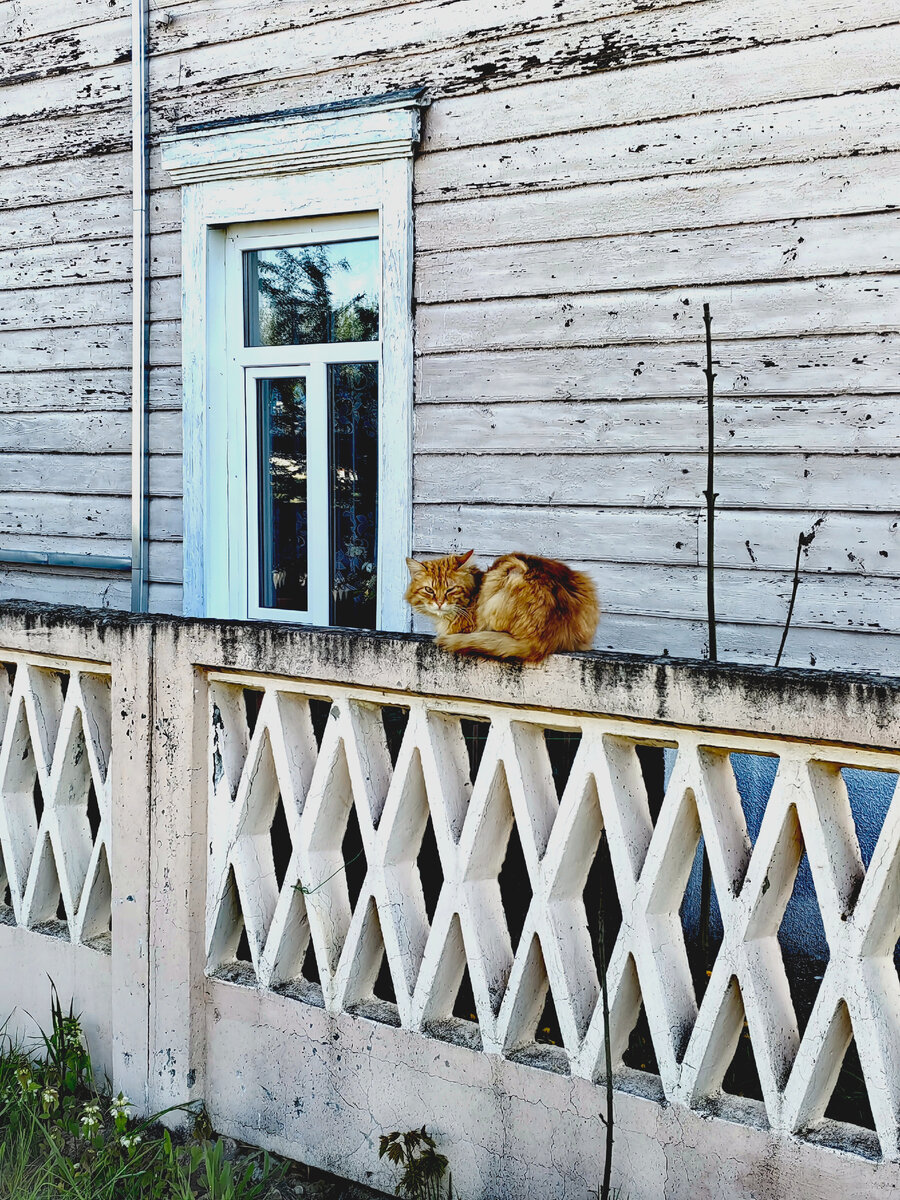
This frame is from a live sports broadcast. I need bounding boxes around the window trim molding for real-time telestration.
[161,96,421,631]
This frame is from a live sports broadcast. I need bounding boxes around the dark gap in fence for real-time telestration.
[307,699,332,748]
[341,802,367,913]
[452,960,478,1028]
[235,924,252,964]
[636,745,666,824]
[301,938,320,985]
[585,828,622,968]
[825,1036,875,1131]
[681,838,723,1006]
[86,781,101,842]
[242,688,263,736]
[32,776,44,824]
[270,794,291,890]
[380,705,409,767]
[622,999,660,1076]
[544,729,581,799]
[58,672,69,701]
[722,1019,764,1102]
[418,812,442,924]
[460,717,490,784]
[779,848,828,1038]
[498,818,531,956]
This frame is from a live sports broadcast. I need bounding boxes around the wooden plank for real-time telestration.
[417,276,900,353]
[0,276,180,329]
[0,196,130,253]
[0,239,131,291]
[0,532,131,558]
[414,504,699,566]
[0,67,128,129]
[0,326,131,372]
[0,410,181,454]
[421,25,900,152]
[0,189,179,253]
[415,213,900,303]
[148,366,183,411]
[0,367,181,412]
[148,581,183,615]
[580,611,896,670]
[147,0,900,125]
[0,14,129,81]
[712,510,900,576]
[0,152,130,211]
[0,493,180,541]
[0,567,131,609]
[0,454,182,496]
[0,283,131,331]
[0,276,179,330]
[416,90,900,204]
[413,452,900,515]
[0,0,127,41]
[0,496,128,542]
[415,153,900,252]
[0,109,129,171]
[416,335,900,401]
[148,540,183,584]
[414,504,899,576]
[415,398,900,456]
[0,322,181,373]
[148,321,182,369]
[0,369,129,412]
[148,498,183,542]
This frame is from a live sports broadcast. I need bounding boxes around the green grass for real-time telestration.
[0,988,282,1199]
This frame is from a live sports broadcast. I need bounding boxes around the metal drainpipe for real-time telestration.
[130,0,151,612]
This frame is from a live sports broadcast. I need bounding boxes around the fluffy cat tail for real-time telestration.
[436,630,544,662]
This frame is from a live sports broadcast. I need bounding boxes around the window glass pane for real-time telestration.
[244,239,379,346]
[329,363,378,629]
[257,377,308,612]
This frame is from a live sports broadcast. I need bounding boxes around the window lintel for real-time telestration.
[159,90,426,185]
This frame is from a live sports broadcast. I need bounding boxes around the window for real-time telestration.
[160,93,421,631]
[227,215,381,627]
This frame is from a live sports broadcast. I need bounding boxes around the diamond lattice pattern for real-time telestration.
[206,680,900,1156]
[0,660,112,947]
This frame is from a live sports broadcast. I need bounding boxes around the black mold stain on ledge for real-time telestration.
[0,601,898,736]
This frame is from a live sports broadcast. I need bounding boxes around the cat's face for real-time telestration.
[405,551,479,620]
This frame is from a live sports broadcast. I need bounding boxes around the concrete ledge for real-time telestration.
[0,600,897,750]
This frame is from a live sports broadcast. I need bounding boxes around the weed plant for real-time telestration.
[0,987,282,1199]
[378,1128,452,1199]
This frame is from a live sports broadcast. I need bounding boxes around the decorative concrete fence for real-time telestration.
[0,602,898,1199]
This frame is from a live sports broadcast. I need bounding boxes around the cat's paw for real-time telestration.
[435,632,468,653]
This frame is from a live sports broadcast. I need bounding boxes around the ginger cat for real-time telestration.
[405,550,599,663]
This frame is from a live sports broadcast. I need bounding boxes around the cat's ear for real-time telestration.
[406,557,424,578]
[454,549,474,567]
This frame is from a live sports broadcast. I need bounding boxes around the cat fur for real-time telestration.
[405,550,599,663]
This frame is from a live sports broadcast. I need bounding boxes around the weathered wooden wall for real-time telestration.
[2,0,898,667]
[0,0,134,605]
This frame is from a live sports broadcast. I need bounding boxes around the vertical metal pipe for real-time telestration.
[130,0,151,612]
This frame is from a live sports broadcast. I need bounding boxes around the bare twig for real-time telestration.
[774,526,818,668]
[699,302,717,967]
[702,302,718,663]
[598,891,614,1200]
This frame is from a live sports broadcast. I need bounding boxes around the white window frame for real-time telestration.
[160,96,421,630]
[227,214,381,625]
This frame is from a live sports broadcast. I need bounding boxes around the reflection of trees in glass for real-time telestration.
[329,363,378,628]
[261,378,308,610]
[255,244,378,346]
